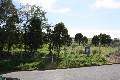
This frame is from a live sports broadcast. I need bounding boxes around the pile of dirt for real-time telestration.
[106,50,120,64]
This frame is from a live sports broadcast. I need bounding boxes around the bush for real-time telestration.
[92,50,99,55]
[17,61,45,70]
[78,49,84,54]
[0,60,21,71]
[0,59,45,71]
[58,54,108,68]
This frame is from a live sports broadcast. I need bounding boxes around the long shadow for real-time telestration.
[0,76,20,80]
[0,70,18,75]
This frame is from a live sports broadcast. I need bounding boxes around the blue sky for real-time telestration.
[13,0,120,38]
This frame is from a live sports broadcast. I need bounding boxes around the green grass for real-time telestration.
[5,42,119,56]
[60,45,119,56]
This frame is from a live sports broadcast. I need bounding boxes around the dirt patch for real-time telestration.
[106,50,120,64]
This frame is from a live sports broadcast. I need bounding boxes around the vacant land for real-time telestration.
[107,50,120,63]
[1,64,120,80]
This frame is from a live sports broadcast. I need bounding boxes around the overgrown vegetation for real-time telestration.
[0,0,120,72]
[59,54,108,68]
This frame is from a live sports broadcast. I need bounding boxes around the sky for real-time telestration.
[12,0,120,39]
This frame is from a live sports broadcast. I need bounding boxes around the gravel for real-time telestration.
[1,64,120,80]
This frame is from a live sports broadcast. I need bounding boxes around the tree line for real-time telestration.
[0,0,114,59]
[74,33,113,47]
[0,0,72,59]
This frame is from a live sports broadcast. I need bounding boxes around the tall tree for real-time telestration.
[92,34,112,46]
[43,24,54,55]
[99,33,112,46]
[52,22,69,59]
[82,36,88,46]
[0,0,19,53]
[75,33,83,45]
[92,35,99,46]
[65,35,72,46]
[18,4,47,52]
[26,17,42,52]
[0,26,6,56]
[5,14,19,52]
[0,0,17,24]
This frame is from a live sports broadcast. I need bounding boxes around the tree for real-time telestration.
[18,4,47,53]
[0,0,17,24]
[112,38,120,47]
[99,33,112,46]
[26,17,42,52]
[43,24,54,55]
[0,26,6,56]
[52,22,69,59]
[5,14,19,52]
[75,33,83,45]
[65,35,72,46]
[92,35,99,46]
[0,0,19,53]
[82,36,88,46]
[92,34,112,46]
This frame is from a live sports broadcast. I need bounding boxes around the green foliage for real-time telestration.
[92,35,99,46]
[18,4,47,53]
[52,22,69,59]
[0,0,17,23]
[99,33,112,46]
[92,50,99,55]
[17,61,45,70]
[25,17,43,52]
[75,33,83,45]
[0,60,20,71]
[58,54,108,68]
[78,49,84,54]
[0,59,45,71]
[45,62,58,69]
[0,0,19,53]
[92,33,112,46]
[0,1,119,72]
[82,36,88,46]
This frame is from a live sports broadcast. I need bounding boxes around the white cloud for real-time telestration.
[53,8,71,14]
[13,0,71,14]
[90,0,120,10]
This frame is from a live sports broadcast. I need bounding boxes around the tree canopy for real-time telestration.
[92,33,112,46]
[92,35,99,46]
[52,22,69,59]
[75,33,83,45]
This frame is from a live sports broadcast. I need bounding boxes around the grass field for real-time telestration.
[37,43,119,56]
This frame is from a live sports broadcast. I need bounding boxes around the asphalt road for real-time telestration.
[1,64,120,80]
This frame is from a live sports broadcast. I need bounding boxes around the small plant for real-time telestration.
[92,50,99,55]
[79,49,84,54]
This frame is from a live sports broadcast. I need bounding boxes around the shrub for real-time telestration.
[17,61,45,70]
[78,49,84,54]
[0,59,45,71]
[0,60,21,71]
[92,50,99,55]
[58,54,108,68]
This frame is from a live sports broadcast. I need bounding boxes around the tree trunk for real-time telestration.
[0,46,3,58]
[79,40,80,45]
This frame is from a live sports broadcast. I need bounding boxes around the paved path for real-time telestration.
[1,64,120,80]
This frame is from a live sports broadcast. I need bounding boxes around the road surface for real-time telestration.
[1,64,120,80]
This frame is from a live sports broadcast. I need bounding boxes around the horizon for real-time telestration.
[69,29,120,39]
